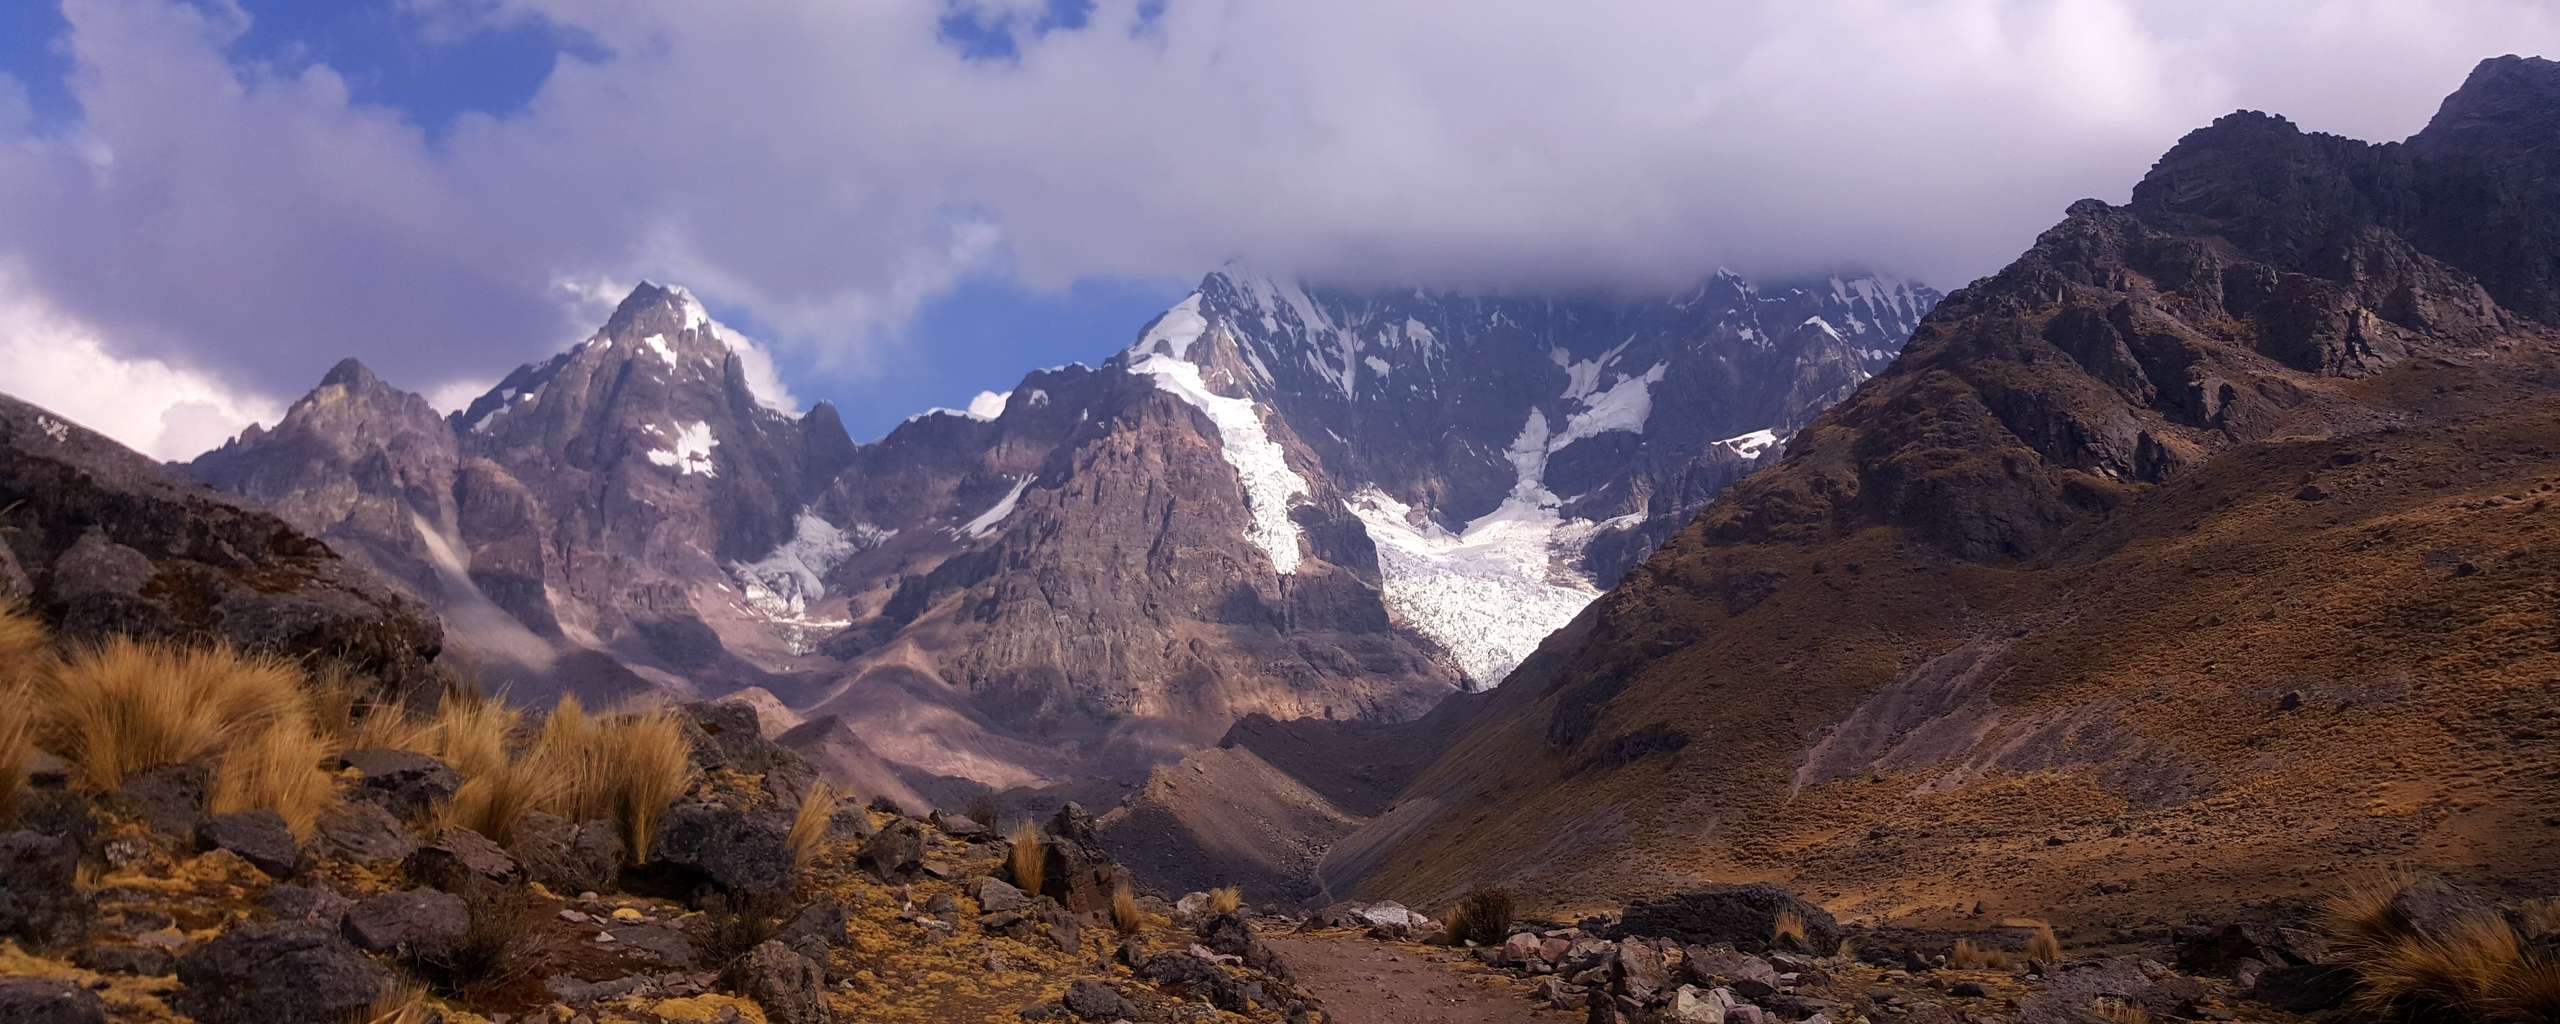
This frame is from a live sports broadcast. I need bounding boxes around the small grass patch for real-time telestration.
[1008,821,1045,896]
[788,782,838,873]
[1772,908,1808,951]
[1445,887,1514,946]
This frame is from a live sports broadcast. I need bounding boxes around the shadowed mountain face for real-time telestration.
[171,265,1935,802]
[1319,56,2560,926]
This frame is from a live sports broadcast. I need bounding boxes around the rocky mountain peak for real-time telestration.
[2416,54,2560,147]
[319,356,385,391]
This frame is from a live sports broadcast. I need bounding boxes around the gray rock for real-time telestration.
[0,978,106,1024]
[727,940,831,1024]
[1615,939,1670,1003]
[1617,885,1843,955]
[118,763,209,839]
[259,883,354,927]
[172,922,391,1024]
[859,818,926,880]
[1684,947,1781,1000]
[508,812,624,894]
[1141,950,1249,1011]
[404,828,522,893]
[332,749,460,820]
[0,830,82,944]
[929,810,987,838]
[310,802,416,864]
[342,888,469,956]
[606,923,702,972]
[973,877,1030,914]
[651,801,794,897]
[1062,980,1131,1020]
[197,810,304,878]
[74,943,175,976]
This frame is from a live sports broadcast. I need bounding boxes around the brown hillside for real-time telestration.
[1324,57,2560,936]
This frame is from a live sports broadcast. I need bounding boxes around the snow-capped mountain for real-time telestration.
[186,267,1938,797]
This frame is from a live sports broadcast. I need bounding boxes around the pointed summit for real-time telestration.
[319,357,383,391]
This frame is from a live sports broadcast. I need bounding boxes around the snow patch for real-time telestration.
[1362,355,1392,377]
[965,390,1011,421]
[1349,411,1602,687]
[1129,293,1209,360]
[1717,428,1781,459]
[645,420,719,477]
[643,334,677,367]
[960,475,1033,539]
[731,512,891,618]
[1550,362,1667,450]
[1128,353,1309,574]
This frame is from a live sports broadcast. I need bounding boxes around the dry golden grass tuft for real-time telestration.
[1008,820,1046,896]
[1951,938,2011,970]
[31,636,342,834]
[788,782,838,874]
[1445,888,1514,946]
[0,696,28,826]
[1206,886,1242,916]
[418,691,520,781]
[2325,869,2423,953]
[1772,908,1809,951]
[0,601,50,691]
[534,698,693,862]
[2516,898,2560,941]
[1110,880,1142,934]
[2091,997,2150,1024]
[2019,918,2062,963]
[363,981,439,1024]
[437,753,558,845]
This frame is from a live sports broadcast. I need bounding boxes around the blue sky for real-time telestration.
[1,0,2545,459]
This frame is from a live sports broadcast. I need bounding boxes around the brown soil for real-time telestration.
[1262,931,1573,1024]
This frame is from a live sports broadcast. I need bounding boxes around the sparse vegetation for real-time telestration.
[363,981,439,1024]
[1111,880,1142,934]
[1772,908,1808,951]
[695,888,791,967]
[2322,872,2560,1023]
[788,782,838,873]
[1207,886,1242,916]
[1445,887,1514,946]
[1951,938,2012,970]
[29,636,342,834]
[0,695,27,826]
[2021,919,2062,963]
[438,752,559,844]
[531,697,694,863]
[2091,996,2150,1023]
[410,888,549,1003]
[1009,820,1046,896]
[2519,898,2560,941]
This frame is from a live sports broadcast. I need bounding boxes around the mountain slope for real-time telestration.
[186,266,1939,804]
[1324,56,2560,928]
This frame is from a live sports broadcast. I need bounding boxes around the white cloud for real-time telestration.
[0,269,281,459]
[1,0,2554,422]
[964,390,1010,420]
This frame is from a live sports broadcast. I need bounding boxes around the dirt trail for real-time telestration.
[1262,932,1573,1024]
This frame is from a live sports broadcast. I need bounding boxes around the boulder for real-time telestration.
[1617,885,1843,954]
[652,801,795,897]
[1142,950,1250,1012]
[341,888,469,957]
[1062,980,1132,1020]
[309,802,416,864]
[1320,901,1435,939]
[1504,931,1548,967]
[331,749,460,820]
[928,810,988,839]
[0,979,106,1024]
[197,810,304,878]
[119,763,209,839]
[259,883,355,927]
[859,818,927,880]
[826,804,877,842]
[74,944,175,976]
[727,940,831,1024]
[604,923,702,972]
[2176,922,2328,976]
[973,877,1031,914]
[508,812,624,894]
[172,922,391,1024]
[1685,947,1781,1000]
[1669,985,1738,1023]
[0,830,82,944]
[403,828,522,893]
[1614,939,1671,1002]
[14,790,96,853]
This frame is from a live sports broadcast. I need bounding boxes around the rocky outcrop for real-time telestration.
[0,394,443,697]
